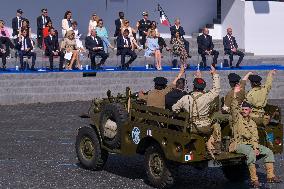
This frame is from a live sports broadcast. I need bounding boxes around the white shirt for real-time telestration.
[21,37,27,50]
[17,16,21,29]
[42,15,46,28]
[123,37,129,46]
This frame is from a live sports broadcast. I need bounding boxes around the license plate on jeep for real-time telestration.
[208,160,222,168]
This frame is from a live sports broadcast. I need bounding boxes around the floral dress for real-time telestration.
[172,37,188,62]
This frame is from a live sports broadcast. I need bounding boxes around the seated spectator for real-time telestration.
[165,78,187,110]
[88,13,99,36]
[0,20,15,59]
[148,21,169,53]
[0,39,7,70]
[96,19,115,53]
[71,21,84,49]
[42,21,58,49]
[172,31,189,68]
[114,11,124,37]
[145,30,162,70]
[37,8,51,49]
[62,10,73,37]
[197,28,219,68]
[136,11,152,49]
[15,29,37,71]
[223,28,244,68]
[121,19,140,49]
[117,29,137,70]
[170,18,189,56]
[60,30,81,70]
[44,27,64,71]
[85,29,108,70]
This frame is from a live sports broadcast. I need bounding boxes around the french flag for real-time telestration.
[158,4,170,27]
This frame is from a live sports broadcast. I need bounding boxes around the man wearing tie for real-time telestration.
[223,28,244,68]
[44,28,64,71]
[37,9,51,49]
[12,9,26,37]
[197,28,219,68]
[85,29,109,70]
[15,30,37,71]
[117,29,137,70]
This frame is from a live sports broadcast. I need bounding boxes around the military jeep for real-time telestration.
[75,88,283,189]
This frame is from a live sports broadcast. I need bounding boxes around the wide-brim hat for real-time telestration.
[142,11,148,16]
[17,9,23,14]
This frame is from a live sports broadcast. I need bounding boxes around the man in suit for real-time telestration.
[223,28,244,68]
[170,18,189,56]
[37,8,51,49]
[114,12,124,37]
[85,29,109,70]
[136,11,151,48]
[197,28,219,68]
[15,29,37,71]
[0,39,7,70]
[117,29,137,70]
[12,9,27,37]
[44,27,64,71]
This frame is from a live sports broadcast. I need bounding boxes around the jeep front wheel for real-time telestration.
[144,145,176,189]
[75,126,108,170]
[222,161,248,182]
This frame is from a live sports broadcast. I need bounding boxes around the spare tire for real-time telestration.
[99,103,128,149]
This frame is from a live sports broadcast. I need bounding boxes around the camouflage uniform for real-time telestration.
[172,73,221,153]
[246,74,273,125]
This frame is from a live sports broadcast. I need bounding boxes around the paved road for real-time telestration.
[0,100,283,189]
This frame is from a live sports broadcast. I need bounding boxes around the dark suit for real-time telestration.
[223,35,244,67]
[44,35,64,70]
[117,35,137,69]
[85,36,109,69]
[12,17,27,36]
[165,89,187,110]
[15,37,36,70]
[114,18,122,37]
[0,39,7,68]
[37,15,51,48]
[170,25,189,55]
[197,34,219,67]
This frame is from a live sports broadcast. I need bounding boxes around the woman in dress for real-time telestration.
[96,19,114,53]
[145,30,162,70]
[88,13,99,36]
[172,31,189,69]
[62,10,72,37]
[148,21,170,53]
[60,30,81,70]
[121,19,140,49]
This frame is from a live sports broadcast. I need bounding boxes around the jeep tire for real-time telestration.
[99,103,128,149]
[145,145,177,189]
[75,126,108,170]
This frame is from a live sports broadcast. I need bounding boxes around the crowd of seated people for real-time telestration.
[0,8,247,72]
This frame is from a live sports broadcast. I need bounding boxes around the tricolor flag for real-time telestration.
[158,4,170,27]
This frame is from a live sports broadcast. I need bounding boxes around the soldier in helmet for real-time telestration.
[245,70,276,125]
[138,66,184,109]
[230,85,281,188]
[172,65,222,156]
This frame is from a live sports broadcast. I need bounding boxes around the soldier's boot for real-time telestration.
[265,163,282,183]
[248,164,260,188]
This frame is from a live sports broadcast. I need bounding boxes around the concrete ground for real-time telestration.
[0,100,283,189]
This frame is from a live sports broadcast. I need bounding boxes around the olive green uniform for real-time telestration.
[229,97,275,165]
[139,84,174,109]
[246,74,273,125]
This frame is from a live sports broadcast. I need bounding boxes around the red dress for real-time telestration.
[42,27,50,49]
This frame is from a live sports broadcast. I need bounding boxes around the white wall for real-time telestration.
[244,1,284,55]
[221,0,245,49]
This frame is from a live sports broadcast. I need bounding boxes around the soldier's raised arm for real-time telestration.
[240,71,254,89]
[205,65,220,100]
[264,69,276,93]
[231,84,242,123]
[172,66,185,85]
